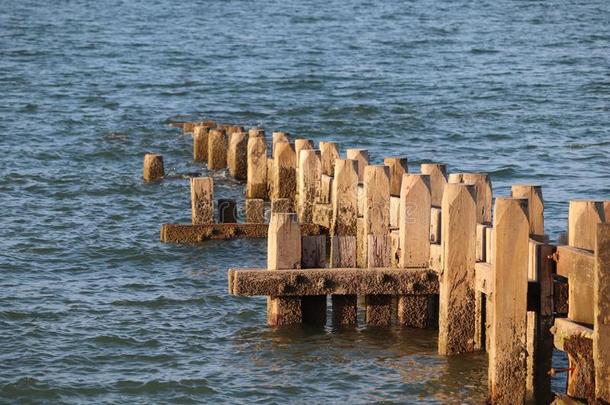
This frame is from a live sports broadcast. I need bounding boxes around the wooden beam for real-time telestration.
[229,267,438,296]
[569,200,605,251]
[594,223,610,402]
[511,184,544,237]
[552,318,593,352]
[488,197,529,404]
[160,223,323,243]
[438,183,477,355]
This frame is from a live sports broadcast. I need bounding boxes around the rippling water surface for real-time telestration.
[1,0,609,403]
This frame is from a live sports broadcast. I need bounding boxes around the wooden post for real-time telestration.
[143,153,164,182]
[193,125,210,162]
[207,128,227,169]
[420,163,447,207]
[330,159,359,325]
[246,135,267,199]
[346,149,369,182]
[191,177,214,225]
[271,142,297,203]
[363,165,392,326]
[248,128,265,138]
[488,197,529,404]
[511,185,544,237]
[594,223,610,403]
[438,183,476,355]
[462,173,493,224]
[397,174,433,328]
[295,139,314,169]
[384,157,408,197]
[301,234,327,325]
[569,200,605,251]
[218,199,237,223]
[298,149,321,224]
[272,131,289,156]
[245,199,265,223]
[227,131,248,180]
[267,213,302,326]
[320,141,340,176]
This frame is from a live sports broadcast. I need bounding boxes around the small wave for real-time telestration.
[0,310,63,321]
[91,334,160,348]
[110,295,205,308]
[115,379,217,395]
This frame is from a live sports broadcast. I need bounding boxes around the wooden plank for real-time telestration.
[569,200,605,251]
[438,183,477,355]
[594,223,610,402]
[267,213,302,326]
[488,197,529,404]
[346,148,369,182]
[230,267,439,296]
[318,174,333,204]
[390,196,400,229]
[420,163,447,207]
[160,223,323,243]
[207,128,227,169]
[331,159,358,237]
[330,235,358,325]
[190,177,214,225]
[384,157,408,197]
[475,262,492,295]
[511,184,544,237]
[246,135,267,199]
[485,226,494,264]
[429,243,442,272]
[313,203,333,229]
[297,149,321,224]
[398,174,431,268]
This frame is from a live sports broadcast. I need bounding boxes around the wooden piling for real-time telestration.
[245,199,265,223]
[143,153,164,182]
[272,131,290,156]
[227,131,248,180]
[594,223,610,403]
[320,141,340,176]
[218,199,237,223]
[191,177,214,225]
[346,149,369,182]
[569,200,605,251]
[246,135,267,199]
[271,198,294,214]
[193,125,211,162]
[363,165,392,326]
[298,149,321,224]
[420,163,447,207]
[438,183,477,355]
[397,174,433,328]
[384,157,408,197]
[271,142,297,202]
[488,197,529,404]
[330,159,359,325]
[462,173,493,224]
[294,139,314,169]
[511,185,544,237]
[207,128,227,169]
[248,128,265,138]
[301,234,327,325]
[267,213,302,326]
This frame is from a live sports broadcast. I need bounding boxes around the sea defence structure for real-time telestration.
[151,120,610,405]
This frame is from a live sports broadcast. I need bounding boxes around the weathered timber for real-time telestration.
[346,149,369,182]
[227,131,248,180]
[271,141,297,202]
[294,139,314,169]
[191,177,214,225]
[320,141,340,176]
[555,245,595,325]
[389,196,400,229]
[271,198,294,213]
[485,226,494,264]
[160,223,323,243]
[318,174,333,204]
[193,124,211,162]
[512,185,544,237]
[245,199,265,223]
[330,236,358,325]
[300,235,327,325]
[420,163,447,207]
[313,203,333,229]
[207,128,227,169]
[267,213,302,326]
[229,267,438,296]
[248,128,265,138]
[462,173,493,224]
[552,318,593,352]
[569,200,605,251]
[438,183,477,355]
[398,174,431,268]
[488,197,529,404]
[246,135,267,199]
[298,149,321,224]
[476,223,488,262]
[272,131,289,156]
[143,153,164,182]
[430,207,442,244]
[218,199,237,223]
[429,243,442,272]
[594,223,610,402]
[384,157,408,197]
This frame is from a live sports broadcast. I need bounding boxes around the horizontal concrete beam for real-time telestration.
[160,223,324,243]
[229,267,438,296]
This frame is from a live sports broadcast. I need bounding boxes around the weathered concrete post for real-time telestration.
[488,197,529,404]
[246,134,267,199]
[245,199,265,223]
[330,159,359,325]
[512,185,544,237]
[363,165,392,326]
[267,213,302,326]
[462,173,492,224]
[569,200,605,251]
[438,183,476,355]
[295,139,314,169]
[272,131,289,156]
[271,142,297,203]
[191,177,214,225]
[346,149,369,182]
[297,149,321,224]
[207,128,227,169]
[420,163,447,207]
[397,174,433,328]
[384,157,408,198]
[594,223,610,403]
[143,153,164,182]
[193,124,211,162]
[227,131,248,180]
[320,141,340,176]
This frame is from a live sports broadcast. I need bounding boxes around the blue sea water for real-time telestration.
[0,0,608,403]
